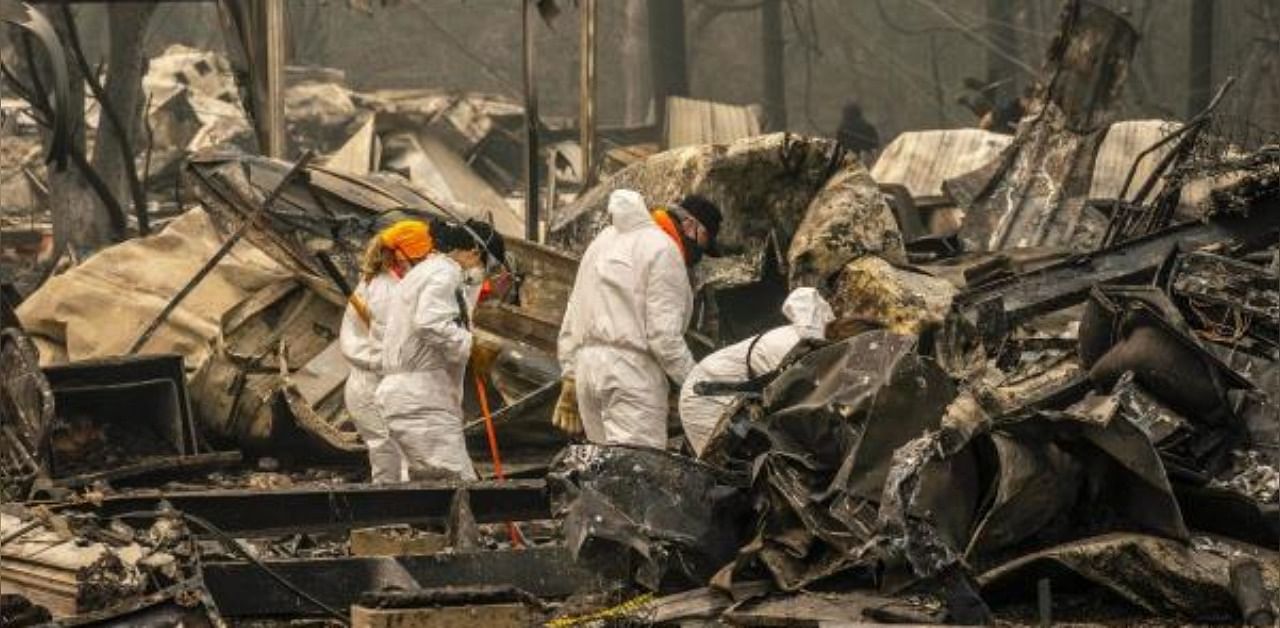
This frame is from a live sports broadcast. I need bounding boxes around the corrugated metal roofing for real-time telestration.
[871,129,1012,199]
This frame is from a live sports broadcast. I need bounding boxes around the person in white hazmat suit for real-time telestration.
[376,219,506,481]
[554,189,723,448]
[340,220,432,483]
[678,287,835,456]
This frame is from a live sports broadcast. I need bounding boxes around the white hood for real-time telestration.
[781,287,835,338]
[608,189,651,232]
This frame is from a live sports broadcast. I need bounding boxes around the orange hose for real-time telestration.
[473,373,522,548]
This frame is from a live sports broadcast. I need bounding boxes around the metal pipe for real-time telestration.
[522,0,541,241]
[263,0,286,158]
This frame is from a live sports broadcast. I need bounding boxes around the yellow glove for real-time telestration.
[470,341,500,377]
[552,377,583,435]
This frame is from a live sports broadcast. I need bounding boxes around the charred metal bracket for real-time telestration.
[63,480,551,537]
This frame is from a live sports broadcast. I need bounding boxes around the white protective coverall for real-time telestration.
[339,273,403,482]
[678,287,834,456]
[558,189,696,449]
[375,253,478,480]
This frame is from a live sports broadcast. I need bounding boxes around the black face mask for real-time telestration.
[668,208,703,267]
[681,234,704,266]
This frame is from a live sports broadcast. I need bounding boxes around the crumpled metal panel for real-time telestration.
[547,444,749,591]
[876,408,1190,590]
[186,278,359,460]
[1080,285,1252,426]
[714,331,957,591]
[947,2,1138,252]
[979,533,1279,621]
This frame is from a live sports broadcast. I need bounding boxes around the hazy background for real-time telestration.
[46,0,1280,147]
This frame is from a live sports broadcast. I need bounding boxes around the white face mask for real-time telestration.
[466,266,486,285]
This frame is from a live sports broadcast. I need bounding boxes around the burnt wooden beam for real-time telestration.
[59,480,550,536]
[202,546,614,617]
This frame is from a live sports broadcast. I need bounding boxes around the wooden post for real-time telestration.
[263,0,286,158]
[579,0,597,188]
[523,0,540,241]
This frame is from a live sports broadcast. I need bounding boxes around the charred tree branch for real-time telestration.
[4,43,127,240]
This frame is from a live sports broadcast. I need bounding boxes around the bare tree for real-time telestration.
[77,2,156,236]
[43,8,119,256]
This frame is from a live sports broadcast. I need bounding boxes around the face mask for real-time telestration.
[679,230,703,266]
[466,266,486,285]
[667,209,704,267]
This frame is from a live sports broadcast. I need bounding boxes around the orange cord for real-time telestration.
[473,373,522,548]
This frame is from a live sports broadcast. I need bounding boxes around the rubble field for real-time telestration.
[2,1,1277,626]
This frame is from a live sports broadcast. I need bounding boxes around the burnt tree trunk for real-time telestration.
[761,0,786,131]
[89,1,156,233]
[46,8,113,257]
[648,0,688,133]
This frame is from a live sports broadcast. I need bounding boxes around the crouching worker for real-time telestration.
[376,218,507,481]
[340,220,431,483]
[678,287,834,456]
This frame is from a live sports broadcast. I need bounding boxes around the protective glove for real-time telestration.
[469,341,500,377]
[552,377,583,435]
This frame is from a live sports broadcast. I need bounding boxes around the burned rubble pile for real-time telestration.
[544,149,1280,626]
[1,0,1278,626]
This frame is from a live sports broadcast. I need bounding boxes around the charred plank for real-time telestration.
[60,480,550,536]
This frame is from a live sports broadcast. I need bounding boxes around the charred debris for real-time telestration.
[1,0,1278,626]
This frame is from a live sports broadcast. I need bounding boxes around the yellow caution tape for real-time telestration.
[544,592,655,627]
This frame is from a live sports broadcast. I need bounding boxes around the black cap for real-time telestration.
[465,219,506,267]
[434,218,506,267]
[676,194,722,256]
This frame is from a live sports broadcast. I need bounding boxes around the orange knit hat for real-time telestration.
[379,220,432,261]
